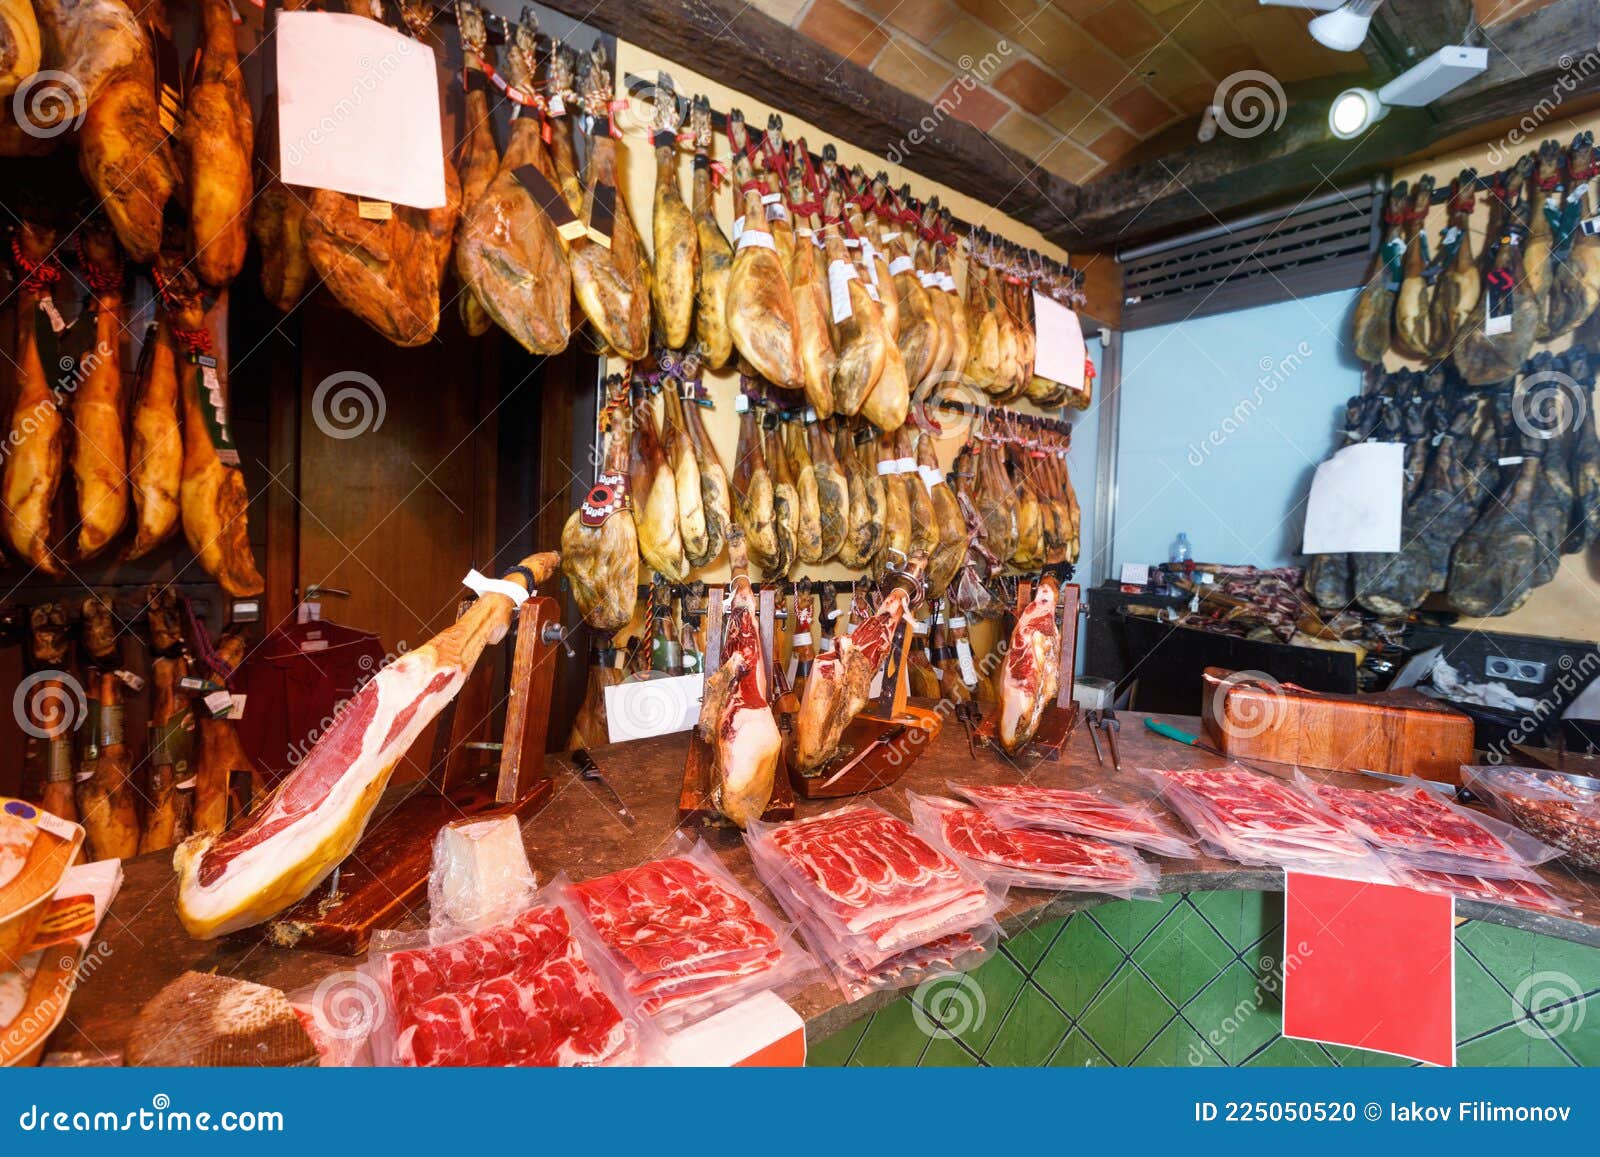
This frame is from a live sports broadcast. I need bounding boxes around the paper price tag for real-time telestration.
[955,637,978,687]
[828,259,855,323]
[919,464,944,493]
[737,228,776,252]
[888,255,914,276]
[358,199,393,220]
[203,690,235,717]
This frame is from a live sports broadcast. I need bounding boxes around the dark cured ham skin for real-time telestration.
[196,669,452,886]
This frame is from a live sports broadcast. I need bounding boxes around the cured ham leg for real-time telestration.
[191,629,251,836]
[682,386,729,566]
[786,147,838,419]
[661,385,709,567]
[2,219,65,575]
[0,0,39,97]
[689,96,733,368]
[631,391,688,580]
[562,402,639,631]
[725,111,804,390]
[794,554,926,775]
[457,13,570,354]
[77,599,141,860]
[650,74,697,350]
[997,578,1061,755]
[140,587,190,853]
[175,553,561,938]
[22,604,77,824]
[70,217,128,560]
[451,1,498,338]
[180,0,253,287]
[696,529,779,828]
[731,398,779,570]
[126,314,182,559]
[161,247,265,597]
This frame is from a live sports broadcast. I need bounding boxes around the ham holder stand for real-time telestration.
[787,561,943,800]
[974,576,1082,761]
[266,591,565,954]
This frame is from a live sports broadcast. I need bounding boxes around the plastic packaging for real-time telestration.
[744,804,1003,996]
[1300,773,1560,878]
[365,879,661,1067]
[1461,764,1600,874]
[907,792,1159,898]
[426,814,537,936]
[951,779,1198,859]
[563,834,816,1029]
[1391,866,1573,917]
[1138,765,1389,878]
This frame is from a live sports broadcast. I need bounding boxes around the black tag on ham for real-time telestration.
[511,164,579,227]
[464,67,490,95]
[579,471,629,527]
[590,182,618,245]
[1484,266,1515,336]
[150,21,184,137]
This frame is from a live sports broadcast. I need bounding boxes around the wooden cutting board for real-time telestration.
[1200,667,1474,784]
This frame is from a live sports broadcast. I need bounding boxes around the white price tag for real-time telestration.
[955,637,978,687]
[888,255,914,275]
[737,228,776,252]
[828,259,855,323]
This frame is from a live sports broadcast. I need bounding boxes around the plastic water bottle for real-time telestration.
[1170,532,1192,565]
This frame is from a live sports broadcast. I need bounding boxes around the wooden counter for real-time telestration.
[43,711,1600,1064]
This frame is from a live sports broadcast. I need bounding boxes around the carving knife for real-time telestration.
[571,748,636,827]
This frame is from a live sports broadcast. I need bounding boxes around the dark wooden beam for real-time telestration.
[534,0,1081,240]
[1364,0,1473,83]
[1062,0,1600,251]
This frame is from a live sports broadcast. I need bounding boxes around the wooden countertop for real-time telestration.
[43,711,1600,1064]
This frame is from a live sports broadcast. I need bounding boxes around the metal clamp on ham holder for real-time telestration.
[974,568,1082,762]
[786,555,945,800]
[260,564,566,955]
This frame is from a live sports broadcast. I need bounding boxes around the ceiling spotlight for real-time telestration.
[1309,0,1385,52]
[1327,45,1489,138]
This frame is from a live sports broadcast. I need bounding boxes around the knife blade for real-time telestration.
[571,748,636,827]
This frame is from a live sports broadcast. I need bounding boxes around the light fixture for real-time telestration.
[1309,0,1385,52]
[1327,45,1489,138]
[1255,1,1348,10]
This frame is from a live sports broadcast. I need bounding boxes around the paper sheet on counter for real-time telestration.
[605,674,705,743]
[1300,441,1404,554]
[276,12,446,208]
[1032,292,1086,390]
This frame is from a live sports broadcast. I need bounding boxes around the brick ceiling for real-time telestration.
[756,0,1560,186]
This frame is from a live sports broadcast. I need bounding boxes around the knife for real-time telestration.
[571,748,636,827]
[1349,765,1469,800]
[1142,719,1276,775]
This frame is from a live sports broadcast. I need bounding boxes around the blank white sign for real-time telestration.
[1032,291,1086,390]
[604,674,705,743]
[276,12,446,208]
[1301,441,1404,554]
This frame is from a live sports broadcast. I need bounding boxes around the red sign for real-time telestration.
[1282,872,1456,1066]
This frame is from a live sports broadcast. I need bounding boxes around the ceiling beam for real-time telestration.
[1062,0,1600,251]
[534,0,1082,243]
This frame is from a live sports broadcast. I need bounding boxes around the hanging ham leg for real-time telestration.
[161,245,265,597]
[562,399,639,631]
[0,0,39,97]
[631,389,688,581]
[682,385,730,567]
[451,1,501,339]
[997,577,1061,755]
[650,74,697,350]
[725,111,804,390]
[730,396,779,570]
[76,598,141,860]
[794,554,926,775]
[140,587,191,853]
[2,219,65,575]
[696,529,780,828]
[689,95,734,368]
[180,0,253,287]
[807,415,847,562]
[175,553,560,938]
[70,217,128,560]
[126,315,182,559]
[661,385,709,567]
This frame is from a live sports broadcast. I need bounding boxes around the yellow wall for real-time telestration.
[1387,111,1600,642]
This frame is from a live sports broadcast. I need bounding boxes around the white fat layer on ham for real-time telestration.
[182,652,467,923]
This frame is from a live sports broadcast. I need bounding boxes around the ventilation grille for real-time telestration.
[1118,181,1383,329]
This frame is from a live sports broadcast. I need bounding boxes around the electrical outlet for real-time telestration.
[1485,656,1546,685]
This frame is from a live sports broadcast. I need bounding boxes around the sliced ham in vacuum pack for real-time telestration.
[1138,765,1388,879]
[366,880,658,1067]
[950,780,1198,859]
[1391,866,1573,917]
[908,792,1158,898]
[1460,764,1600,875]
[564,835,815,1028]
[1300,774,1559,878]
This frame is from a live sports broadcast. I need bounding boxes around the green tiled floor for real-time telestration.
[814,892,1600,1067]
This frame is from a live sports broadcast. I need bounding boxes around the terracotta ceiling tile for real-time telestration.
[1039,137,1103,184]
[1081,0,1162,59]
[931,15,1015,68]
[950,0,1046,36]
[1166,81,1217,117]
[1109,82,1176,135]
[1087,124,1143,165]
[934,75,1014,131]
[1139,42,1212,104]
[1188,40,1262,82]
[1135,0,1193,14]
[988,109,1059,160]
[1010,6,1096,71]
[743,0,810,24]
[993,57,1072,114]
[872,35,959,102]
[1149,0,1204,33]
[1045,88,1117,145]
[1057,42,1131,100]
[855,0,960,44]
[1051,0,1107,21]
[798,0,891,68]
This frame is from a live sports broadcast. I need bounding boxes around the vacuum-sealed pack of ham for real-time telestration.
[745,803,1002,998]
[1139,765,1389,879]
[366,882,658,1067]
[1299,774,1560,878]
[950,780,1198,860]
[565,837,815,1028]
[908,793,1158,898]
